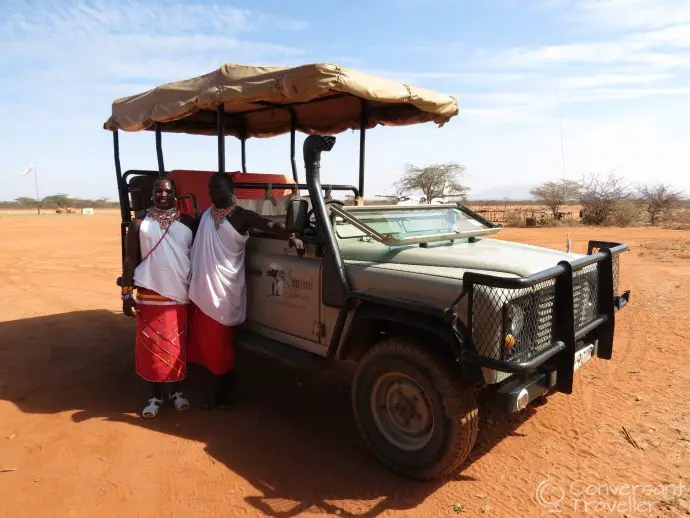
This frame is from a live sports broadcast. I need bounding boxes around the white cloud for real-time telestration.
[556,73,671,89]
[562,85,690,103]
[554,0,690,31]
[640,24,690,46]
[1,0,688,202]
[367,70,528,84]
[0,0,306,36]
[475,33,690,71]
[0,0,309,90]
[424,1,690,115]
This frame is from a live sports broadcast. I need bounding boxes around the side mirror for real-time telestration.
[285,198,308,233]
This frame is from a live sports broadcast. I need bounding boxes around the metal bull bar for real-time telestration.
[453,241,630,394]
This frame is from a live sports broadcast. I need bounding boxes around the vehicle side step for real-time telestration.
[233,328,327,369]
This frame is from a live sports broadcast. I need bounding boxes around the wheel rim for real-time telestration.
[370,372,435,451]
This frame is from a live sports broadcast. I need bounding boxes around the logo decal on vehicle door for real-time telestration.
[264,264,314,302]
[266,263,286,297]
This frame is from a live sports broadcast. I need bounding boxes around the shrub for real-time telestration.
[504,210,525,227]
[612,200,641,227]
[579,171,630,225]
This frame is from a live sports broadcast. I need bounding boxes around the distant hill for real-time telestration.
[468,184,536,202]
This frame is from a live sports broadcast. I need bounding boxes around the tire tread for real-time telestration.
[351,337,479,481]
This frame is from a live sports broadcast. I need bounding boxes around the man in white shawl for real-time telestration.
[187,172,303,409]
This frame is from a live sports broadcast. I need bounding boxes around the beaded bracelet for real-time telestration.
[121,285,134,301]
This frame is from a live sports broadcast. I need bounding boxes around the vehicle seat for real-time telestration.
[167,169,297,219]
[167,170,218,217]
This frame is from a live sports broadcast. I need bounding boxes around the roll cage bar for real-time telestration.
[111,98,368,263]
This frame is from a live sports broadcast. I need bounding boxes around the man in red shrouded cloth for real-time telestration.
[187,172,303,410]
[121,177,197,419]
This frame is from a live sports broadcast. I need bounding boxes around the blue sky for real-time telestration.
[1,0,689,201]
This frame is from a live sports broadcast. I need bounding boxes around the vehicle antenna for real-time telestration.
[557,88,566,180]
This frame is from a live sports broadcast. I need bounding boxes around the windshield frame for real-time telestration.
[330,203,501,246]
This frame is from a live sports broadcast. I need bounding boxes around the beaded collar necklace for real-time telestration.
[211,204,237,229]
[147,206,179,230]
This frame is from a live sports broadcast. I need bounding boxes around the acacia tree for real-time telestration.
[14,197,37,206]
[395,162,469,204]
[579,171,629,225]
[636,183,682,225]
[40,194,74,208]
[529,179,582,218]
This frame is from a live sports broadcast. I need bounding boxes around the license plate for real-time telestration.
[574,343,595,371]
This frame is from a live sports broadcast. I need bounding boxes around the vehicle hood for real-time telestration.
[342,237,583,278]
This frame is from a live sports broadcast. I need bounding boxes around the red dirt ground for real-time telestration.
[0,212,688,517]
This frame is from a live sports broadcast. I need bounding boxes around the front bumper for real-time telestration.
[452,240,630,395]
[494,339,599,413]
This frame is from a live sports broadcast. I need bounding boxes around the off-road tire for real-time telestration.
[351,337,479,481]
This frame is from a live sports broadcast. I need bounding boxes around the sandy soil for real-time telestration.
[0,213,688,517]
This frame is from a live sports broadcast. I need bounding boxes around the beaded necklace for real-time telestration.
[211,204,237,229]
[147,206,180,230]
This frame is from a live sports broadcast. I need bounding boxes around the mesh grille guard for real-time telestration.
[451,240,630,394]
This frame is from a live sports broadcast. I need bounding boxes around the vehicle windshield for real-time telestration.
[332,205,499,245]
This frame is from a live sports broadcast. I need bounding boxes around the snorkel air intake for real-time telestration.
[302,135,351,293]
[303,135,336,170]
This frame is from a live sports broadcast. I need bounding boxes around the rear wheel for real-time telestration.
[351,337,479,480]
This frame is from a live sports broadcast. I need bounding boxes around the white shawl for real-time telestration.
[189,208,250,326]
[133,216,193,303]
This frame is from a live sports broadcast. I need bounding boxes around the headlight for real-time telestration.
[502,294,531,350]
[503,300,526,335]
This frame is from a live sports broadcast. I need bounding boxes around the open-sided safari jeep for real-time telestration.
[105,63,631,481]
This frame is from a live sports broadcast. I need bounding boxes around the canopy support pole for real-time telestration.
[217,106,226,174]
[113,131,127,219]
[113,130,129,265]
[154,123,165,177]
[357,99,367,206]
[290,108,298,183]
[239,115,247,173]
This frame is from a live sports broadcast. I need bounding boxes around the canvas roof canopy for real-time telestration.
[103,63,459,138]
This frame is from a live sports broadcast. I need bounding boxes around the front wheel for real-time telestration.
[351,337,479,481]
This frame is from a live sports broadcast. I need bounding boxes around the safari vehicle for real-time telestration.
[105,63,631,481]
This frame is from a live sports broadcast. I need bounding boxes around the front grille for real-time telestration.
[588,245,620,296]
[470,265,602,365]
[502,282,556,364]
[573,264,599,329]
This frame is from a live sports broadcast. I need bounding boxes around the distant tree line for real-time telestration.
[392,161,687,227]
[0,194,119,209]
[529,172,686,225]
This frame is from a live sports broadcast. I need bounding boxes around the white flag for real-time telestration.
[21,164,35,177]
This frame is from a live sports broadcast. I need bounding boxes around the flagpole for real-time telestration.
[33,165,41,215]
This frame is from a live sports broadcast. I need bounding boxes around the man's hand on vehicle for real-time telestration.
[289,234,305,255]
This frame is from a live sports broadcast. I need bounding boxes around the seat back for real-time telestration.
[167,169,298,218]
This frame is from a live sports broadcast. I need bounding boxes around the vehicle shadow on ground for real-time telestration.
[0,310,537,517]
